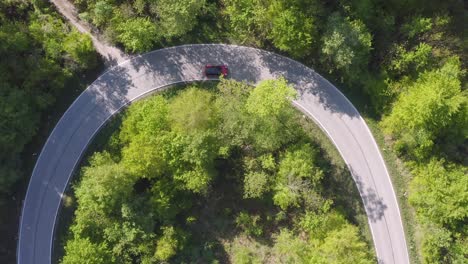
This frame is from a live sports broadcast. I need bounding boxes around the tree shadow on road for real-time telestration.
[347,165,388,223]
[257,50,360,119]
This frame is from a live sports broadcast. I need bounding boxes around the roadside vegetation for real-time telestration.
[0,0,97,195]
[0,0,466,263]
[0,1,100,261]
[60,80,375,263]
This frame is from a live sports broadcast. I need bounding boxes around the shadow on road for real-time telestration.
[349,166,388,222]
[257,50,360,119]
[88,65,134,114]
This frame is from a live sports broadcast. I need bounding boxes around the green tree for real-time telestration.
[115,17,157,52]
[320,12,372,82]
[216,79,253,147]
[298,208,347,241]
[236,212,263,237]
[28,13,67,59]
[272,229,310,263]
[121,132,170,178]
[72,152,136,239]
[242,154,275,199]
[246,78,298,151]
[222,0,322,54]
[169,88,218,133]
[62,237,111,264]
[103,221,155,263]
[119,95,170,144]
[91,1,113,27]
[388,43,433,77]
[0,6,96,196]
[63,30,97,68]
[155,226,185,261]
[314,224,374,264]
[409,159,468,228]
[265,1,316,57]
[401,16,433,39]
[243,171,269,199]
[419,223,453,264]
[222,0,266,45]
[231,241,263,264]
[156,0,206,38]
[273,144,323,210]
[382,57,466,159]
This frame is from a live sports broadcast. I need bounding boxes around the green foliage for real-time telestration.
[157,0,206,38]
[242,154,276,199]
[223,0,321,53]
[382,57,466,160]
[416,220,467,264]
[76,153,134,214]
[271,211,373,263]
[173,166,212,194]
[273,144,323,210]
[266,1,316,57]
[402,16,433,39]
[2,0,466,262]
[62,237,111,264]
[222,0,266,45]
[321,12,372,83]
[0,161,22,195]
[420,223,453,264]
[215,78,253,146]
[389,43,433,77]
[246,78,297,118]
[169,87,218,133]
[119,95,170,143]
[277,144,323,187]
[298,207,347,240]
[115,17,157,53]
[71,153,136,238]
[28,12,67,59]
[272,229,310,263]
[63,30,97,68]
[409,159,468,229]
[61,80,375,263]
[92,1,113,27]
[121,132,169,177]
[236,212,263,237]
[314,224,374,264]
[231,241,263,264]
[270,214,373,263]
[243,171,269,199]
[0,3,97,196]
[246,78,299,152]
[75,0,208,49]
[155,226,185,261]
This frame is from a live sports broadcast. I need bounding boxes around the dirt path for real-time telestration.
[50,0,129,65]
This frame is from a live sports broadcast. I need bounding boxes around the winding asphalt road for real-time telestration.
[18,44,409,264]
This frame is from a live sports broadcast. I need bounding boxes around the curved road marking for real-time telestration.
[18,44,409,264]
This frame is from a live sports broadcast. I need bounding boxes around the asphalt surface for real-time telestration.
[18,44,409,264]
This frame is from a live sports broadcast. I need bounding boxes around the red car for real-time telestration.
[204,64,228,77]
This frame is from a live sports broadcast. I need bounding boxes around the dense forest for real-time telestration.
[0,0,466,263]
[61,80,375,263]
[0,0,97,194]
